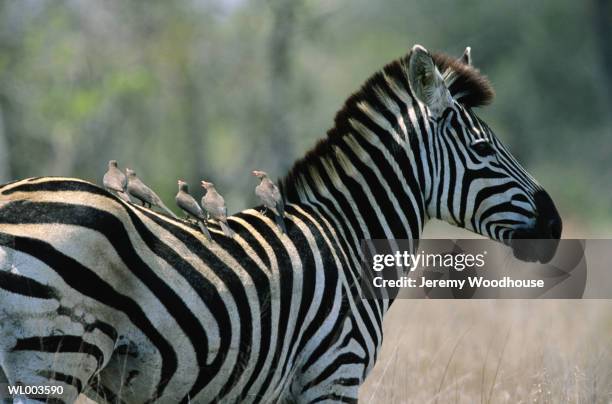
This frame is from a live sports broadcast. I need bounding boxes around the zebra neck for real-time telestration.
[279,118,428,323]
[282,135,426,238]
[281,69,428,247]
[277,59,432,323]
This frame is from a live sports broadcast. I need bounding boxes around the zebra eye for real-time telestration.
[471,140,495,157]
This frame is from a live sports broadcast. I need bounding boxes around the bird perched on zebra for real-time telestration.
[200,180,234,237]
[252,170,287,233]
[125,168,178,218]
[102,160,131,202]
[175,179,212,241]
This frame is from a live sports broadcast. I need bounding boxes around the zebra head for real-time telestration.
[408,45,561,262]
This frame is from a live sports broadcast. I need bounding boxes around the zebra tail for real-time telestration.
[197,220,212,241]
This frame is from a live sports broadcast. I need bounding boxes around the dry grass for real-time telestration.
[357,220,612,402]
[359,300,612,404]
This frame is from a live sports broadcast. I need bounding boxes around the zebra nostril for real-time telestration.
[549,217,562,239]
[533,190,562,240]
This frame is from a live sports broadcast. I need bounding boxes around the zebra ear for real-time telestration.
[408,45,453,118]
[460,46,472,66]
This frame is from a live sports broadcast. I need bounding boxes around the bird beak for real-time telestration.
[251,171,258,176]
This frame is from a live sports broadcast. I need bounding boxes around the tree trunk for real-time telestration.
[0,107,10,183]
[181,63,210,184]
[266,0,300,175]
[593,0,612,106]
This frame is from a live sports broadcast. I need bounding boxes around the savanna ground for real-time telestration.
[360,300,612,404]
[358,222,612,404]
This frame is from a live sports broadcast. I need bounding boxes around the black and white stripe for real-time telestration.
[0,45,560,403]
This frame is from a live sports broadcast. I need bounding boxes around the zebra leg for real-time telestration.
[0,365,10,404]
[295,355,363,403]
[0,250,116,403]
[296,378,361,403]
[292,317,365,403]
[0,307,116,403]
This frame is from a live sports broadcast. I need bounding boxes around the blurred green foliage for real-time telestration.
[0,0,610,233]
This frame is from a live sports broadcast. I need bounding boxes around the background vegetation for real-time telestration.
[0,0,610,235]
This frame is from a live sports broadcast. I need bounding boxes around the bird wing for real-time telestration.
[140,182,159,203]
[255,183,265,200]
[257,180,281,214]
[276,194,285,216]
[128,178,156,203]
[210,192,227,219]
[270,184,283,216]
[268,181,281,202]
[262,194,278,214]
[255,183,270,207]
[127,178,141,196]
[216,192,225,207]
[103,172,125,192]
[202,194,220,218]
[177,193,204,218]
[212,199,227,220]
[115,168,127,188]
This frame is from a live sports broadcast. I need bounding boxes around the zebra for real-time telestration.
[0,44,561,403]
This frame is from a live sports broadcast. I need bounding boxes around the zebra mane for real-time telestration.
[280,54,409,202]
[432,52,495,108]
[280,49,494,201]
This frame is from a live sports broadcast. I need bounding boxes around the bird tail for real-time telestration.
[275,213,287,234]
[197,220,212,241]
[159,202,178,218]
[117,191,132,203]
[220,221,235,238]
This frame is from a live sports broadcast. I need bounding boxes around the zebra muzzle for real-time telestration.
[510,190,562,263]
